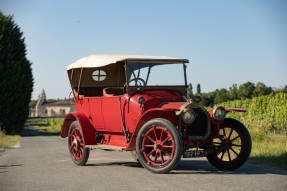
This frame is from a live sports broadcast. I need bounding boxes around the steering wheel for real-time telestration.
[128,78,146,86]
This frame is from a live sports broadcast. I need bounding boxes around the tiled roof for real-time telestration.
[43,100,74,106]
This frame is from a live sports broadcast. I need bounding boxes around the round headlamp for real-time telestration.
[181,108,196,125]
[213,106,226,121]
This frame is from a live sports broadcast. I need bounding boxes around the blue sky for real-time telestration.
[1,0,287,100]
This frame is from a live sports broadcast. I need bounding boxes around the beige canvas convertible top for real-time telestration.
[67,54,189,70]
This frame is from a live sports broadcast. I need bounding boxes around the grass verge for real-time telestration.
[26,118,63,134]
[0,134,21,148]
[248,133,287,170]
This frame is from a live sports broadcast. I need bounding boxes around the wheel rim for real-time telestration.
[141,125,175,167]
[213,126,243,163]
[69,127,85,161]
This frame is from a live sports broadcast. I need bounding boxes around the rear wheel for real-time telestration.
[207,118,251,170]
[136,118,182,173]
[68,121,90,166]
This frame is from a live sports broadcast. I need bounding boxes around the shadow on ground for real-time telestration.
[21,124,60,137]
[85,158,287,175]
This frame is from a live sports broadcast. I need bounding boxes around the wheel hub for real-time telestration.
[153,141,162,150]
[72,138,79,150]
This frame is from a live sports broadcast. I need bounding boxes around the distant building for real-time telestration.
[30,89,75,117]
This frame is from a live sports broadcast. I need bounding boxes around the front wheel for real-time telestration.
[68,121,90,166]
[136,118,183,173]
[207,118,252,170]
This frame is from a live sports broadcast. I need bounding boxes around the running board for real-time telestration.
[85,145,125,151]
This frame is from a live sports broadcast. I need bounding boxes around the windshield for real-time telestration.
[127,63,186,86]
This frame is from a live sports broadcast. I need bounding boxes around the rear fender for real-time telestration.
[61,112,96,145]
[125,108,177,151]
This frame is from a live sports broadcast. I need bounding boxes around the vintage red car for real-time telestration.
[61,54,252,173]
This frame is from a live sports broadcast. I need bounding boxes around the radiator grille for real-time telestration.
[186,107,209,136]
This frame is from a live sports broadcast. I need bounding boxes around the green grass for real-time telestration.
[249,132,287,170]
[26,118,63,134]
[0,134,21,148]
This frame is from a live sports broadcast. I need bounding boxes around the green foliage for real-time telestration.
[197,81,280,107]
[187,83,193,99]
[253,82,272,97]
[229,84,239,100]
[196,83,201,95]
[47,118,63,132]
[221,93,287,132]
[249,134,287,170]
[238,81,255,99]
[0,12,34,134]
[27,118,63,133]
[214,88,230,103]
[0,134,21,148]
[277,85,287,93]
[29,100,37,109]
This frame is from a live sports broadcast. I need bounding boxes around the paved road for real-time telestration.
[1,125,286,191]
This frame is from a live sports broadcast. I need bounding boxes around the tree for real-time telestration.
[201,92,215,107]
[253,82,272,97]
[187,83,193,99]
[214,88,230,104]
[229,84,239,100]
[238,82,255,99]
[0,12,34,134]
[29,100,38,109]
[196,83,201,95]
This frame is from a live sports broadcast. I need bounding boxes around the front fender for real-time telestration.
[61,112,96,145]
[125,108,178,151]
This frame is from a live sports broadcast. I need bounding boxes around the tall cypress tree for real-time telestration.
[196,83,201,96]
[0,12,34,134]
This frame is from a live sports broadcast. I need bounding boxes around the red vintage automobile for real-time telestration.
[61,54,251,173]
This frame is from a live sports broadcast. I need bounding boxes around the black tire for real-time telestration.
[130,150,142,167]
[68,121,90,166]
[207,118,252,170]
[136,118,183,173]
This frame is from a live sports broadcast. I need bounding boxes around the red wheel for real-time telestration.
[136,118,182,173]
[68,121,90,166]
[207,118,251,170]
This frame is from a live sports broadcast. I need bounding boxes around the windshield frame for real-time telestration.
[125,61,188,95]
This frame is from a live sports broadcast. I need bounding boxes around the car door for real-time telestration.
[101,96,123,132]
[89,97,105,130]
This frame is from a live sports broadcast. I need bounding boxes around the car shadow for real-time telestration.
[171,159,287,175]
[86,159,287,175]
[86,161,143,169]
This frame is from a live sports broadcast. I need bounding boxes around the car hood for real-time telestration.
[160,102,190,115]
[136,89,187,111]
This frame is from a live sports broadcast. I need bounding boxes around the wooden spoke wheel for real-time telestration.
[68,121,90,166]
[207,118,252,170]
[136,118,182,173]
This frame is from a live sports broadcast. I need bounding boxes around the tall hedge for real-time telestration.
[0,12,34,134]
[221,93,287,133]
